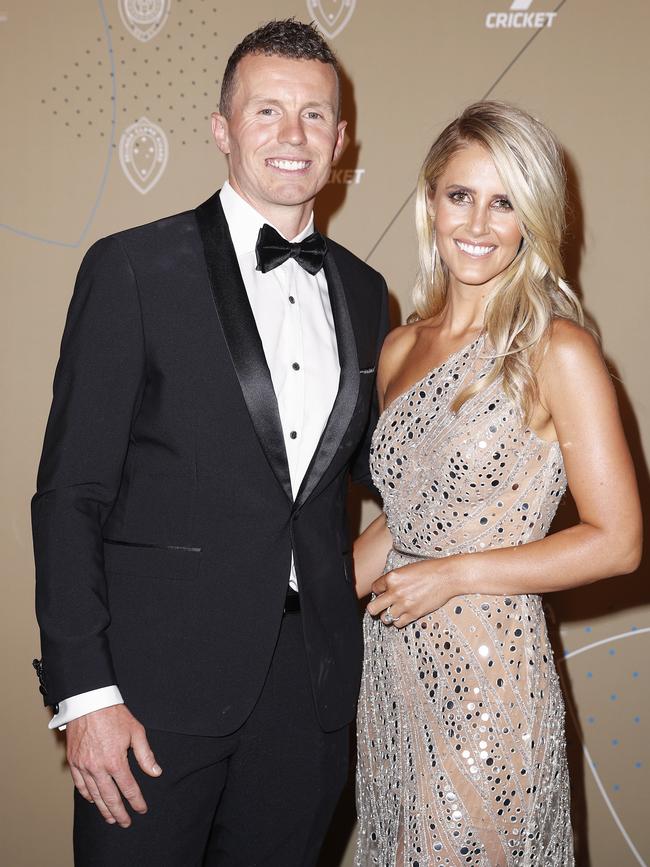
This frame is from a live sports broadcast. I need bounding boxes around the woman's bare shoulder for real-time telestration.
[537,318,610,417]
[379,321,422,372]
[542,318,602,374]
[377,321,423,407]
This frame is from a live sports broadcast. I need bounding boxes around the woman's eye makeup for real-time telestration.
[446,189,513,211]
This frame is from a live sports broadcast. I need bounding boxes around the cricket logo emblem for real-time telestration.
[307,0,356,39]
[118,0,171,43]
[119,116,169,194]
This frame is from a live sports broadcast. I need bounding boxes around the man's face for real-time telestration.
[212,54,346,223]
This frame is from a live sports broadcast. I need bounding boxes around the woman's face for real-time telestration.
[430,142,523,294]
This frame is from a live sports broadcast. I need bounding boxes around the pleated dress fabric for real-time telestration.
[355,336,574,867]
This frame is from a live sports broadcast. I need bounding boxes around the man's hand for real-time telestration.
[66,704,162,828]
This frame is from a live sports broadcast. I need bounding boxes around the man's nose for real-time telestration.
[278,114,307,146]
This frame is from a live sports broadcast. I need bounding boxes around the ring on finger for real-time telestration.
[383,606,395,625]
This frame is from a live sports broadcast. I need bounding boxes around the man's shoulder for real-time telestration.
[325,236,386,288]
[81,198,213,275]
[106,204,198,249]
[82,199,211,274]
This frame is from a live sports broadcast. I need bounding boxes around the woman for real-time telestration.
[353,102,641,866]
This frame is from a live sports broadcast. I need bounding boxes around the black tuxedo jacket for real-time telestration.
[32,191,388,736]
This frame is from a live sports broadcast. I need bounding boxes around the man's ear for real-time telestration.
[211,113,231,155]
[332,120,347,164]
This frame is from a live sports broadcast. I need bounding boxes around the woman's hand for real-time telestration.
[366,557,461,628]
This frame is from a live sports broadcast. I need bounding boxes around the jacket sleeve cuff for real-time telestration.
[48,685,124,731]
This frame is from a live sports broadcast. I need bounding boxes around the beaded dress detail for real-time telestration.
[355,336,574,866]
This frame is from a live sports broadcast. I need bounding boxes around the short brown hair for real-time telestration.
[219,18,341,118]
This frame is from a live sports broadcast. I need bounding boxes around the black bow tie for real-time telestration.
[255,223,327,276]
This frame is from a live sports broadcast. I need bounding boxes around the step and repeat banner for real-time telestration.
[1,2,648,865]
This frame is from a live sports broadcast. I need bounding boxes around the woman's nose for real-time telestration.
[467,205,490,237]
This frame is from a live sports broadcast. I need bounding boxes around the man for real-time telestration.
[32,18,388,866]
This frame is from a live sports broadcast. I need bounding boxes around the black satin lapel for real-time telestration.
[195,192,293,503]
[295,250,360,510]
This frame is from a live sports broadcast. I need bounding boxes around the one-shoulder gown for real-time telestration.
[355,336,574,866]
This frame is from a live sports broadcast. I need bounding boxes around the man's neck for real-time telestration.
[227,178,314,240]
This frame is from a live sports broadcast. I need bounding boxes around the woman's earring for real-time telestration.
[430,235,438,277]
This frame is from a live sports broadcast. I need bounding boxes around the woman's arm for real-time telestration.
[368,321,642,626]
[351,322,417,599]
[353,512,393,599]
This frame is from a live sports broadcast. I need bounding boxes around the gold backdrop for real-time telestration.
[1,1,648,865]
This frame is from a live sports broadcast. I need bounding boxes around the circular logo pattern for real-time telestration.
[119,0,170,42]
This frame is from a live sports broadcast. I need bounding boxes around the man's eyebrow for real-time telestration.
[247,96,335,112]
[302,100,336,111]
[248,97,283,106]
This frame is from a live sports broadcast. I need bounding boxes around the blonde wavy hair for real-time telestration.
[413,101,584,423]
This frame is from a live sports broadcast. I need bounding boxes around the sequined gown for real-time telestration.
[355,336,574,866]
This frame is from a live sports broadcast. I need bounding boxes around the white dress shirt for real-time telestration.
[48,181,340,729]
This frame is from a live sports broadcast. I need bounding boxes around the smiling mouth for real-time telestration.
[266,158,311,172]
[454,240,496,258]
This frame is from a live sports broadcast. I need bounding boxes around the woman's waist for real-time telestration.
[382,545,543,607]
[385,521,551,564]
[384,545,433,570]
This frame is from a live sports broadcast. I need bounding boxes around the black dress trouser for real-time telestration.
[73,610,350,866]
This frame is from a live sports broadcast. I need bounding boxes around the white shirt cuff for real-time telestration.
[48,685,124,731]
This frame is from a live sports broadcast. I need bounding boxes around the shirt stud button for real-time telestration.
[289,431,298,439]
[288,295,296,304]
[292,362,300,371]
